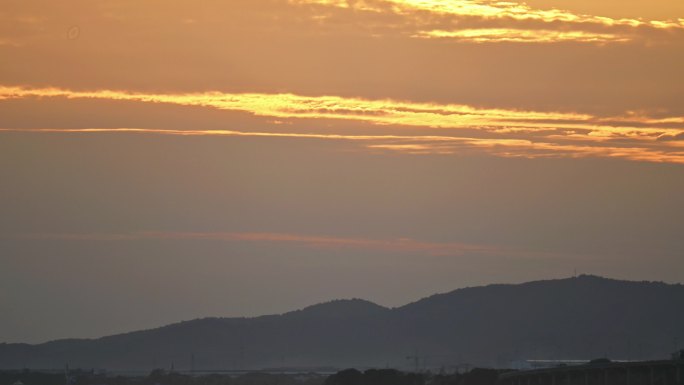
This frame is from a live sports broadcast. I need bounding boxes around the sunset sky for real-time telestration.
[1,0,684,344]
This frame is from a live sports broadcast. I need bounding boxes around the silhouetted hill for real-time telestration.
[285,299,389,319]
[1,276,683,370]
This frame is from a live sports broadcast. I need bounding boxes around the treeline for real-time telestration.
[0,370,325,385]
[0,370,67,385]
[0,368,512,385]
[324,368,510,385]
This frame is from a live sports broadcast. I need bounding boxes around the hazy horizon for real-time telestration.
[3,274,682,345]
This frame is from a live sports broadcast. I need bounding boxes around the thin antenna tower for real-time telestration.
[406,348,421,373]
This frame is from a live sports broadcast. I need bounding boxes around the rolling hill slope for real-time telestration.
[1,275,682,370]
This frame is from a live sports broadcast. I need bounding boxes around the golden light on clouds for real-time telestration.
[1,85,683,164]
[414,29,631,43]
[2,126,683,165]
[386,0,683,28]
[0,85,594,129]
[0,1,682,165]
[2,85,681,135]
[292,0,684,44]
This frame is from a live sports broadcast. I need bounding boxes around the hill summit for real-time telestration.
[1,275,682,370]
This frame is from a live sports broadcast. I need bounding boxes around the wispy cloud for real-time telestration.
[10,231,548,258]
[3,127,684,165]
[291,0,684,44]
[2,85,683,164]
[414,29,631,44]
[2,84,684,164]
[1,85,681,135]
[383,0,684,29]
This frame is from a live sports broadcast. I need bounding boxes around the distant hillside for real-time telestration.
[1,275,683,370]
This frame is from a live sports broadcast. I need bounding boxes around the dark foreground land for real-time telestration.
[0,368,507,385]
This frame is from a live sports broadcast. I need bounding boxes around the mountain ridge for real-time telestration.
[2,275,683,370]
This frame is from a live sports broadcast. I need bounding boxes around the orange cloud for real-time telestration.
[1,85,683,164]
[2,127,684,165]
[367,139,684,164]
[414,29,631,44]
[384,0,684,29]
[1,86,681,138]
[291,0,684,44]
[11,231,536,258]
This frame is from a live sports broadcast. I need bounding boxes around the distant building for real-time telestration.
[499,357,684,385]
[526,360,590,369]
